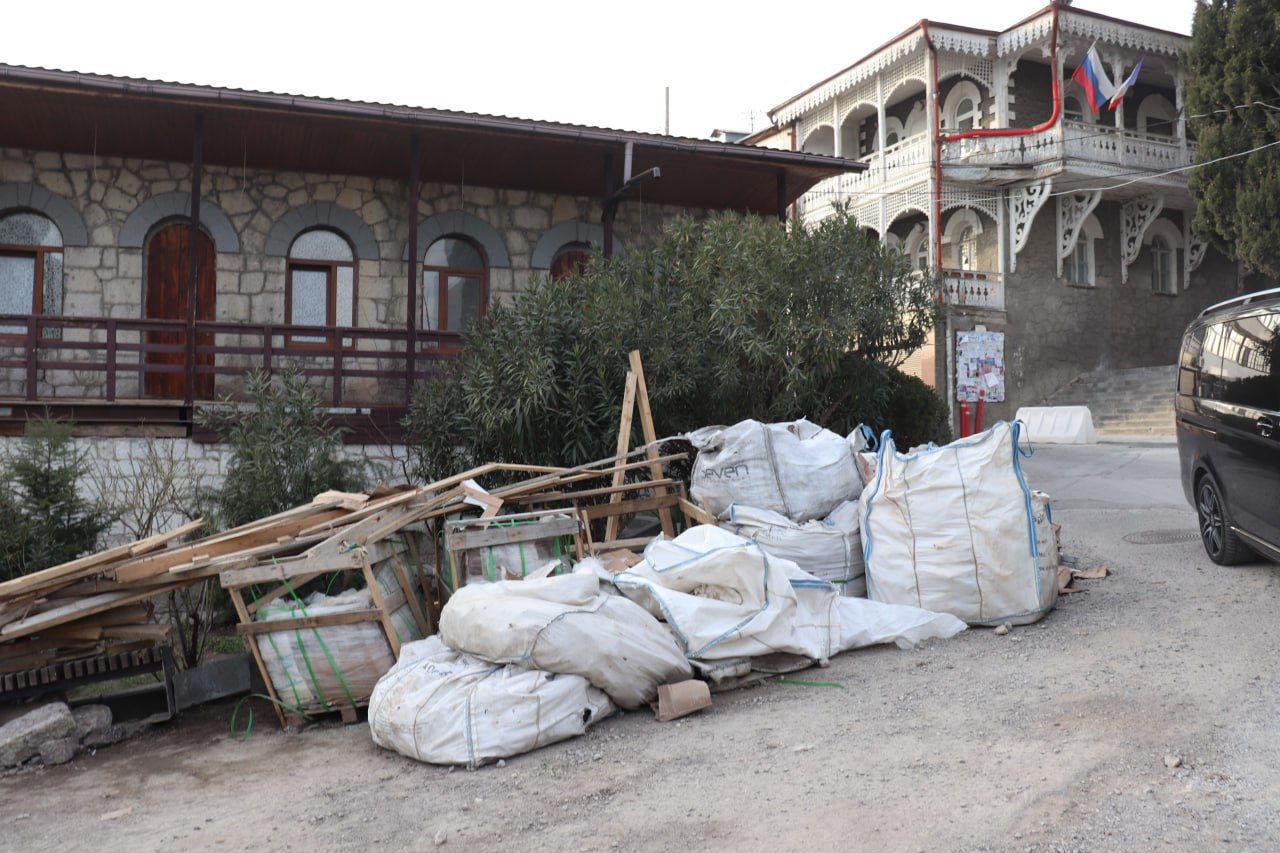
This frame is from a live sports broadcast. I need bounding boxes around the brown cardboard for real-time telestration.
[651,679,712,722]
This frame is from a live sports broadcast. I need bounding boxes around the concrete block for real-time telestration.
[0,702,76,768]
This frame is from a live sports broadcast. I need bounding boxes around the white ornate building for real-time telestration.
[755,3,1257,425]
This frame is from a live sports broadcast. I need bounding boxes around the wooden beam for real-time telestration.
[629,350,676,538]
[604,370,638,543]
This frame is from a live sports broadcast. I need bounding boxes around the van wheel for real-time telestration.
[1196,473,1254,565]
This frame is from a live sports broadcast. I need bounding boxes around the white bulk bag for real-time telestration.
[860,421,1059,626]
[438,572,691,709]
[721,500,866,597]
[368,636,613,768]
[688,419,869,523]
[612,526,964,662]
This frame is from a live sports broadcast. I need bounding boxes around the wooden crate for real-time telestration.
[444,510,583,592]
[220,526,433,727]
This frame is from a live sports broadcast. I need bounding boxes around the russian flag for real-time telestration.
[1107,59,1144,110]
[1071,43,1115,112]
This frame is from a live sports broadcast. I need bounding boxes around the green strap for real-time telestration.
[248,586,305,713]
[776,678,846,689]
[230,693,314,741]
[279,575,359,712]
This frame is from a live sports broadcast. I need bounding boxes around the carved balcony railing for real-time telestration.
[940,121,1192,173]
[798,133,931,220]
[942,270,1004,311]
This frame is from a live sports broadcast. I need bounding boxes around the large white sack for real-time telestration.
[611,526,964,661]
[368,636,613,768]
[721,500,866,597]
[438,573,691,709]
[688,419,869,523]
[860,421,1059,626]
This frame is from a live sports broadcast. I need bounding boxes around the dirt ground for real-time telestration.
[4,442,1280,852]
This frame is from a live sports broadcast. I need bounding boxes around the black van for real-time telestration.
[1175,288,1280,565]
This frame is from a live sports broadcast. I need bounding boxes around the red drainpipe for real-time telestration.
[928,4,1063,264]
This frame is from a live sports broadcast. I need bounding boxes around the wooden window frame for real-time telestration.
[422,239,487,348]
[1150,236,1177,295]
[286,235,356,348]
[0,241,63,340]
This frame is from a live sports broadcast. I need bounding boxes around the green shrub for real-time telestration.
[877,369,954,450]
[0,417,113,580]
[405,209,946,482]
[198,369,367,529]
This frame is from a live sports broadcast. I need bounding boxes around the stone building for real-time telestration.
[753,2,1256,428]
[0,64,857,482]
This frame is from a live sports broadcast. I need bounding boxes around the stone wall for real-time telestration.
[70,435,407,547]
[943,198,1241,426]
[0,146,698,401]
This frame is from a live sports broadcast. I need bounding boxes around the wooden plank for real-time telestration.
[228,585,286,729]
[245,573,325,616]
[101,624,175,642]
[297,487,426,537]
[505,478,680,505]
[578,493,683,523]
[361,556,403,658]
[0,518,206,601]
[447,518,581,551]
[678,498,718,527]
[113,506,350,584]
[630,349,677,538]
[604,369,639,543]
[219,556,344,589]
[388,554,429,637]
[1,582,185,640]
[235,609,386,634]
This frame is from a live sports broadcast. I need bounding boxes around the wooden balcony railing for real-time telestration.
[0,314,462,409]
[941,270,1004,311]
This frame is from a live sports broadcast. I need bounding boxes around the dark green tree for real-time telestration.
[405,209,946,483]
[0,417,113,580]
[1186,0,1280,276]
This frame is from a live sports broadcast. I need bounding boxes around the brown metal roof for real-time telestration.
[0,64,863,214]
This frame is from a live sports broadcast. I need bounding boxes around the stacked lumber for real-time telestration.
[0,491,414,696]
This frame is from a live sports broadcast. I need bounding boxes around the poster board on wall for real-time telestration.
[956,329,1005,402]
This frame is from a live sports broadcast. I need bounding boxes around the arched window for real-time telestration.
[800,125,835,156]
[882,116,905,149]
[1151,235,1175,294]
[0,211,63,336]
[1145,218,1182,295]
[944,81,984,131]
[902,224,930,272]
[904,101,928,138]
[1063,95,1085,123]
[943,209,984,270]
[1065,214,1102,286]
[1137,94,1176,136]
[550,242,593,281]
[287,228,355,345]
[423,236,486,336]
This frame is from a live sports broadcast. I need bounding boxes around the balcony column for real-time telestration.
[1109,57,1127,167]
[1175,69,1188,157]
[877,76,887,181]
[833,95,842,158]
[993,58,1009,126]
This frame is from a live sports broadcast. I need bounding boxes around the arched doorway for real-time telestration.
[144,222,215,399]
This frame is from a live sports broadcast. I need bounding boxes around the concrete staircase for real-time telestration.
[1046,365,1177,436]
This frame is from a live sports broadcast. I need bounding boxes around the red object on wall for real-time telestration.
[959,400,972,438]
[974,389,986,434]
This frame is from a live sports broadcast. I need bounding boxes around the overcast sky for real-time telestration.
[7,1,1197,139]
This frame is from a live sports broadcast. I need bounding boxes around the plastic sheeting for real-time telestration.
[438,573,692,709]
[611,526,965,662]
[368,636,614,768]
[721,500,866,597]
[688,419,867,523]
[257,587,401,711]
[860,421,1059,626]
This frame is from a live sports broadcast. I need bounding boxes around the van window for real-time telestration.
[1178,325,1204,397]
[1199,322,1228,400]
[1218,312,1280,410]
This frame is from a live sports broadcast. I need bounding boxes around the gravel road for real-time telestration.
[3,440,1279,852]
